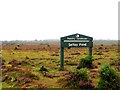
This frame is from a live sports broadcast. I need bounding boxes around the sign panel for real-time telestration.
[61,33,93,48]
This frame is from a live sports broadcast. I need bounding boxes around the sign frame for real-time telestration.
[60,33,93,68]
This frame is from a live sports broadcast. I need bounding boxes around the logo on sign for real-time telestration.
[76,34,79,38]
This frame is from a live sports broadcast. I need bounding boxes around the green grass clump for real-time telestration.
[60,68,94,89]
[77,56,94,68]
[97,64,120,88]
[39,66,48,72]
[75,68,89,82]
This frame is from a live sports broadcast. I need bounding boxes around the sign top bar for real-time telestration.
[61,33,93,41]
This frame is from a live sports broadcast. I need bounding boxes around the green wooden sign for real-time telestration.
[60,33,93,68]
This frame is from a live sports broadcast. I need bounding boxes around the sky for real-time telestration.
[0,0,119,41]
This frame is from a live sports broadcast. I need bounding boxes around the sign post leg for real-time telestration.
[89,47,92,56]
[60,47,64,69]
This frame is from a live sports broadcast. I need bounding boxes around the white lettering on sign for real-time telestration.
[77,38,88,40]
[79,43,87,46]
[67,37,88,40]
[68,43,78,47]
[64,40,89,42]
[67,38,75,40]
[68,43,87,47]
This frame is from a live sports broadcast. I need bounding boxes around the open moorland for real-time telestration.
[1,43,120,89]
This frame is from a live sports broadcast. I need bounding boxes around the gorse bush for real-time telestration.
[75,68,89,82]
[97,64,120,88]
[60,68,94,89]
[78,56,94,68]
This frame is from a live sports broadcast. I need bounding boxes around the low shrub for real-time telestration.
[77,56,94,68]
[39,66,48,72]
[59,68,94,89]
[97,64,120,88]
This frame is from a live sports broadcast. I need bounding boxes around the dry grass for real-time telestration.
[1,44,120,88]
